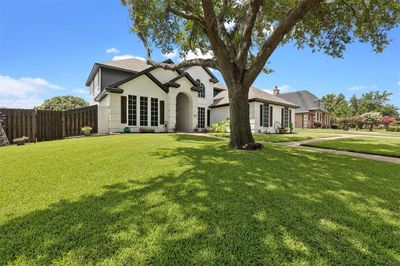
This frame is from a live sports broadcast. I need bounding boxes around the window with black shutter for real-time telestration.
[260,104,263,127]
[121,96,127,124]
[207,109,210,127]
[269,106,273,127]
[160,101,165,125]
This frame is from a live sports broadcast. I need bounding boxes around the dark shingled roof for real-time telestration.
[278,90,328,113]
[210,84,299,108]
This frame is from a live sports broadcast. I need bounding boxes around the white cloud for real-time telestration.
[112,54,145,61]
[183,48,214,60]
[348,85,368,91]
[0,75,65,108]
[261,84,295,94]
[106,47,120,54]
[278,84,294,93]
[0,75,62,97]
[0,97,44,109]
[163,50,177,59]
[73,88,88,95]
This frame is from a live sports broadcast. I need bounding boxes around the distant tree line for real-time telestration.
[36,96,89,111]
[321,91,399,131]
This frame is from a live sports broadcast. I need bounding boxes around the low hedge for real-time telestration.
[139,128,155,133]
[386,126,400,132]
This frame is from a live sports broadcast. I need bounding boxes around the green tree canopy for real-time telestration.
[321,90,399,119]
[321,93,350,119]
[37,96,89,111]
[122,0,400,148]
[357,91,398,116]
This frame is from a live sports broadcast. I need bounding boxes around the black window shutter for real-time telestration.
[281,108,284,126]
[270,106,273,127]
[260,104,263,126]
[121,96,127,123]
[207,109,211,127]
[160,101,165,125]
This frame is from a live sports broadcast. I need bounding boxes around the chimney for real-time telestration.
[273,86,280,96]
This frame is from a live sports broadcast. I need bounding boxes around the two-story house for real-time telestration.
[86,58,298,134]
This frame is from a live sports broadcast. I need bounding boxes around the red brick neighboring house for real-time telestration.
[277,89,331,128]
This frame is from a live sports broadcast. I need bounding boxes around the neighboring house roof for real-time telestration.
[210,84,299,108]
[278,90,328,113]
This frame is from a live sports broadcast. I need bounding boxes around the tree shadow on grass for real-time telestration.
[1,135,399,264]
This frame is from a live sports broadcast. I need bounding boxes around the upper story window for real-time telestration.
[196,79,205,98]
[90,82,94,96]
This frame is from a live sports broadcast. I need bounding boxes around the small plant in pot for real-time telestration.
[279,127,288,134]
[13,136,29,146]
[123,127,131,133]
[81,126,92,136]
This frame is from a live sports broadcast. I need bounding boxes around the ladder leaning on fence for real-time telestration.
[0,126,9,146]
[0,112,9,146]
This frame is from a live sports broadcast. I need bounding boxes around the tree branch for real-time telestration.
[138,23,219,71]
[236,0,263,65]
[217,0,229,21]
[147,58,219,71]
[201,0,235,72]
[243,0,322,89]
[166,4,204,22]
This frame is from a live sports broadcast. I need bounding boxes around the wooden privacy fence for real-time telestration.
[0,105,97,143]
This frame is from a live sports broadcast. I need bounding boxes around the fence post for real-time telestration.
[61,111,66,139]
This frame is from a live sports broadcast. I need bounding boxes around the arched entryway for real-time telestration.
[176,93,192,132]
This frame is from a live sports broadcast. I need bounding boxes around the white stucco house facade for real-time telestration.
[86,58,298,134]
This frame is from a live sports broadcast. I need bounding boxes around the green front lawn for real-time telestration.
[1,134,399,265]
[209,132,334,142]
[302,137,400,157]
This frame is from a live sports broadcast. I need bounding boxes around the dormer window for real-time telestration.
[196,79,205,98]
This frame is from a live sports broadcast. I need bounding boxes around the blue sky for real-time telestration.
[1,0,399,108]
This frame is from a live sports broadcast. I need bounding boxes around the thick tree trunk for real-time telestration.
[227,83,254,148]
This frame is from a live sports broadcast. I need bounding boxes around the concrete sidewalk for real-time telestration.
[274,135,400,164]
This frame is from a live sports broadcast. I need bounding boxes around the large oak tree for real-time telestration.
[122,0,400,148]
